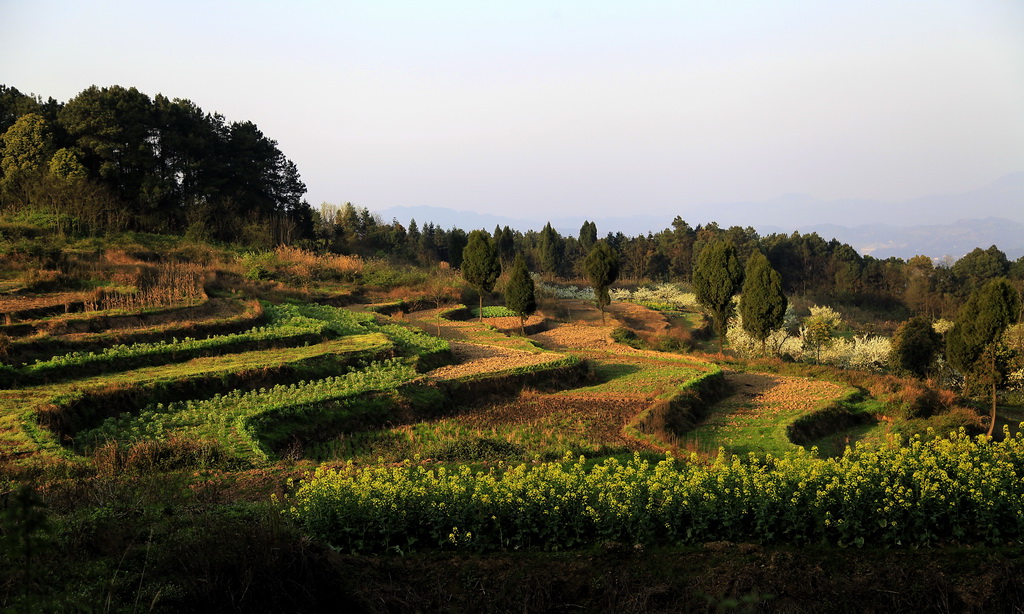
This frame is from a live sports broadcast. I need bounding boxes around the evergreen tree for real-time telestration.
[446,228,468,269]
[889,316,942,379]
[579,220,597,251]
[496,225,515,266]
[946,278,1021,436]
[693,239,743,353]
[584,240,619,325]
[539,222,563,276]
[461,230,501,320]
[739,250,787,355]
[504,253,536,335]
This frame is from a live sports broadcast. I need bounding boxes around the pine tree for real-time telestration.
[579,220,597,251]
[504,254,536,335]
[461,230,501,320]
[584,240,619,325]
[693,239,743,353]
[739,250,787,356]
[539,222,563,276]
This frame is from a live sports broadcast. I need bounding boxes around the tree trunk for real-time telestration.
[989,380,997,438]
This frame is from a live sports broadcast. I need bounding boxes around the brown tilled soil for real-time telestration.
[479,313,546,334]
[426,341,563,379]
[717,370,849,418]
[531,322,614,350]
[458,393,648,449]
[0,291,90,317]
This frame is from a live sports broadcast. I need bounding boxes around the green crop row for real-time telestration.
[5,299,267,365]
[286,429,1024,552]
[471,306,519,318]
[0,302,392,387]
[11,334,394,458]
[76,358,420,460]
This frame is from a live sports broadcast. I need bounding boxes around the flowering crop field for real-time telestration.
[287,429,1024,552]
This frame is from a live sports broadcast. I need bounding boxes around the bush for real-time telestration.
[359,260,428,289]
[610,326,643,349]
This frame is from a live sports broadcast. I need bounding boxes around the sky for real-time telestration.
[3,0,1023,223]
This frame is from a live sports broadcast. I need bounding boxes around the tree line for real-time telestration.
[311,201,1024,322]
[4,84,1022,324]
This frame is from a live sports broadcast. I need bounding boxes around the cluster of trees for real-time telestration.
[0,84,311,245]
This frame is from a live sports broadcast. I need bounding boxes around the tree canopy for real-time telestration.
[693,239,743,352]
[739,250,787,355]
[0,84,310,245]
[583,240,619,325]
[461,230,501,320]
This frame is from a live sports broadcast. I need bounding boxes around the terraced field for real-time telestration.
[321,303,728,462]
[0,293,454,467]
[685,370,855,456]
[0,278,862,473]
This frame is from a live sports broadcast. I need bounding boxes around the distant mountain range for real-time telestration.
[373,172,1024,261]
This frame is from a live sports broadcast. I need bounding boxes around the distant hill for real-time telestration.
[793,218,1024,261]
[373,172,1024,261]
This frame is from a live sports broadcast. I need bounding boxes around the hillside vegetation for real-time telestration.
[2,84,1023,612]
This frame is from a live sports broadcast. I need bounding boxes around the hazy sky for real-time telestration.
[3,0,1023,221]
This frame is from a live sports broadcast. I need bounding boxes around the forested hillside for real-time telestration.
[0,84,310,244]
[4,83,1024,325]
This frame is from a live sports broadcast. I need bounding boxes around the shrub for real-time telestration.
[610,326,642,349]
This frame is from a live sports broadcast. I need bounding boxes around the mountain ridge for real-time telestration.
[371,172,1024,261]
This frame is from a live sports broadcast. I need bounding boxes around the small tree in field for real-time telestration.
[504,254,536,335]
[801,305,842,364]
[739,250,787,356]
[889,316,943,379]
[584,241,619,325]
[423,267,460,336]
[693,239,743,353]
[946,278,1020,436]
[461,230,501,321]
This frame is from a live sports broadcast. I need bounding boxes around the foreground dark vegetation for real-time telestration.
[2,83,1024,612]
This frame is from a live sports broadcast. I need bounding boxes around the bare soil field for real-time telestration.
[426,341,562,379]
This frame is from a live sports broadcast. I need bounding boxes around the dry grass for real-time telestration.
[85,261,205,312]
[273,245,363,281]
